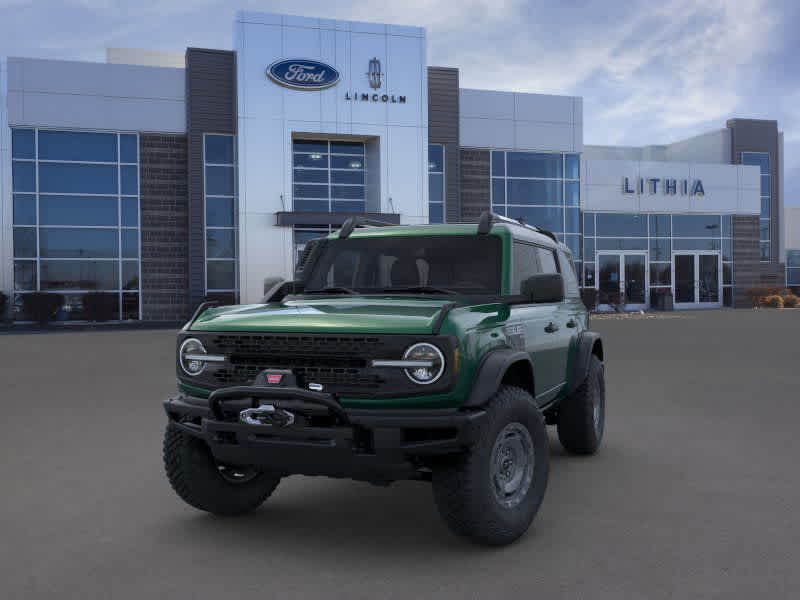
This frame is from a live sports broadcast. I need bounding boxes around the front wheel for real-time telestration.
[432,386,549,546]
[163,424,281,516]
[557,355,605,455]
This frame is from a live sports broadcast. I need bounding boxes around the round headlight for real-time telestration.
[403,343,445,385]
[179,338,207,376]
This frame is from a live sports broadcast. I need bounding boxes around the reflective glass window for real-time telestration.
[12,161,36,192]
[721,215,732,237]
[206,229,236,259]
[506,206,563,233]
[429,173,444,204]
[38,131,117,162]
[761,197,770,218]
[491,151,505,177]
[507,180,562,206]
[649,214,671,237]
[294,153,329,168]
[39,228,118,258]
[565,208,580,233]
[583,238,595,262]
[741,152,769,174]
[673,238,721,251]
[565,154,580,179]
[650,264,671,286]
[331,155,363,170]
[760,242,770,261]
[207,260,237,290]
[787,250,800,268]
[14,261,37,291]
[565,181,580,206]
[331,200,365,213]
[293,140,328,154]
[13,228,37,258]
[596,238,647,251]
[120,135,138,163]
[40,261,119,291]
[428,145,444,172]
[672,214,720,237]
[121,165,138,195]
[39,163,118,194]
[331,185,364,200]
[332,170,364,185]
[583,213,595,237]
[564,234,581,260]
[294,169,328,184]
[205,166,235,195]
[12,129,36,159]
[722,238,732,262]
[429,202,443,224]
[13,194,36,225]
[492,179,505,204]
[595,213,647,237]
[122,293,140,320]
[122,261,139,290]
[40,195,118,226]
[121,229,139,259]
[760,175,770,197]
[206,197,235,227]
[121,198,139,227]
[331,141,364,155]
[649,238,671,261]
[723,263,732,285]
[204,135,234,164]
[507,152,562,178]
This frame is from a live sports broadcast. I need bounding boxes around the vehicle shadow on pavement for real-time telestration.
[155,436,583,557]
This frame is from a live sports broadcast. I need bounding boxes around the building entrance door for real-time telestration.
[672,252,722,309]
[596,252,648,311]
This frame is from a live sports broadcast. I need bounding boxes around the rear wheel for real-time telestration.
[163,424,280,516]
[432,386,549,546]
[557,355,605,455]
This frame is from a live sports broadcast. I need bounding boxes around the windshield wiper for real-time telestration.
[304,286,359,295]
[378,285,458,295]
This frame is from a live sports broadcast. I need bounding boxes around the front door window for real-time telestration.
[674,254,695,303]
[597,253,648,309]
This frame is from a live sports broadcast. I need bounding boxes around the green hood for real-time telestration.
[189,297,455,334]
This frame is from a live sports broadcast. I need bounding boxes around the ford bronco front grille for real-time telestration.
[204,334,393,394]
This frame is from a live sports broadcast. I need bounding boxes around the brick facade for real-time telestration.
[139,134,189,321]
[459,149,490,222]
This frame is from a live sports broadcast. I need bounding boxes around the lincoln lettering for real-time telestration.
[623,177,704,196]
[345,92,406,103]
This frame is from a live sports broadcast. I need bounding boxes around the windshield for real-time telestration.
[304,235,502,295]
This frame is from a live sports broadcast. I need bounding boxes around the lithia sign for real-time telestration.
[267,57,406,103]
[623,177,705,196]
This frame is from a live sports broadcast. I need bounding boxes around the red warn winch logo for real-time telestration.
[266,374,283,385]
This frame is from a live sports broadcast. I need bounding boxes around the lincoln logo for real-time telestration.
[623,176,705,196]
[266,59,341,90]
[367,57,382,89]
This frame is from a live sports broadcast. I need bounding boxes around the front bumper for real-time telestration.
[163,386,485,482]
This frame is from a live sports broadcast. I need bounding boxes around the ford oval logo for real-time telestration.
[267,59,340,90]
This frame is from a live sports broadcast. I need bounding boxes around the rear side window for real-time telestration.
[558,249,580,297]
[536,247,560,274]
[512,242,541,293]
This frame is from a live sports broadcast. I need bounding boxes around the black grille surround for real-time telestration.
[177,332,458,399]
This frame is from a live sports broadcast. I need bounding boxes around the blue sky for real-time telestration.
[2,0,798,204]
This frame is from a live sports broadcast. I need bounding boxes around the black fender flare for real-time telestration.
[566,331,604,395]
[462,348,534,408]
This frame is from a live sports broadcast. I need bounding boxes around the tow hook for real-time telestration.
[239,404,296,427]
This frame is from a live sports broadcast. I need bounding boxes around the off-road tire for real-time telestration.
[557,355,605,455]
[432,386,549,546]
[163,424,280,516]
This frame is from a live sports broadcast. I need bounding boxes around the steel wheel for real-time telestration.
[490,422,535,508]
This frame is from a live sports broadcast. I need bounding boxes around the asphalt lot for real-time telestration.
[1,309,799,599]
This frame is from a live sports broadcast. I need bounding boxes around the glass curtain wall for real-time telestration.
[428,144,444,223]
[582,212,733,307]
[204,134,238,304]
[11,128,141,320]
[491,151,581,272]
[742,152,771,261]
[787,250,800,289]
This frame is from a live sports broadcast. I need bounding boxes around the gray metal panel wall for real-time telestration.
[186,48,237,311]
[727,119,783,276]
[427,67,460,222]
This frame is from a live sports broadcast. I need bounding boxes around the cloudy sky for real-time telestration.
[2,0,798,204]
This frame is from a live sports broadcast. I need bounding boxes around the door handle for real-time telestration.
[566,319,577,328]
[545,322,559,333]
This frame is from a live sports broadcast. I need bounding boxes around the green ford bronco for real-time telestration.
[163,211,605,545]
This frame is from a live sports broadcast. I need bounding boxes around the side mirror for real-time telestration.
[521,273,565,304]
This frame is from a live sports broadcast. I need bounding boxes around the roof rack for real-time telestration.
[476,211,559,243]
[338,215,395,239]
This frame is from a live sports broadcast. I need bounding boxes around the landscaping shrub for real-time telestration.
[21,292,64,324]
[83,292,118,322]
[782,294,799,308]
[762,295,784,309]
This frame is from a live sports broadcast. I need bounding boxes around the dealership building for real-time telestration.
[0,10,792,321]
